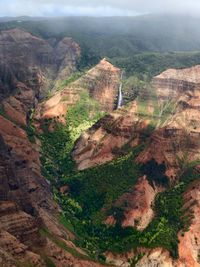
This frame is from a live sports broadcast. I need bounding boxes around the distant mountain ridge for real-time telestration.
[1,15,200,62]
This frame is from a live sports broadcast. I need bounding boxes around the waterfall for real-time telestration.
[117,71,123,108]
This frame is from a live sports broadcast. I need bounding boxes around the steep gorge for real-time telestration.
[70,65,200,266]
[1,26,200,267]
[35,58,121,127]
[0,28,110,267]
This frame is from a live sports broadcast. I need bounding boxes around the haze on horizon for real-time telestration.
[1,0,200,17]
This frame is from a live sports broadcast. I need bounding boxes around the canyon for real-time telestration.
[35,58,121,126]
[0,28,105,267]
[0,27,200,267]
[73,65,200,177]
[72,65,200,266]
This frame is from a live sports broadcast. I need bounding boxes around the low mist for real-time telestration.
[1,0,200,17]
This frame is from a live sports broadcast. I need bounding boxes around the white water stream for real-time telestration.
[117,71,124,108]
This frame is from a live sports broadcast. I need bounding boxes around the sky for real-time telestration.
[1,0,200,17]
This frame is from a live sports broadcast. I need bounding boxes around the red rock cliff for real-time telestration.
[0,29,106,267]
[35,58,121,124]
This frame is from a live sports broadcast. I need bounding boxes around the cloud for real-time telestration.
[1,0,200,17]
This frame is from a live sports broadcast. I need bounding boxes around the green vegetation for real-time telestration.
[2,16,200,76]
[40,123,75,184]
[129,253,145,266]
[65,148,142,220]
[40,103,200,260]
[44,257,56,267]
[112,51,200,79]
[142,159,169,187]
[39,228,89,260]
[123,75,174,129]
[122,76,149,104]
[40,90,104,184]
[17,262,35,267]
[39,87,200,262]
[20,16,199,261]
[56,71,85,91]
[66,91,104,141]
[59,213,75,233]
[2,15,200,60]
[2,14,200,265]
[0,104,6,117]
[25,124,36,143]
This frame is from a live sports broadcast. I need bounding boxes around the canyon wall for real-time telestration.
[0,28,106,267]
[1,27,200,267]
[72,65,200,267]
[35,58,121,124]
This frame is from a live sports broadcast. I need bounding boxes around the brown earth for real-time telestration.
[106,176,161,230]
[72,65,200,267]
[0,29,107,267]
[0,28,80,126]
[72,101,148,170]
[1,26,200,266]
[35,58,121,126]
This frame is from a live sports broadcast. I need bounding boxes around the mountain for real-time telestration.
[35,58,121,126]
[0,28,80,126]
[73,64,200,170]
[1,24,200,267]
[0,28,105,267]
[2,15,200,64]
[71,64,200,266]
[38,61,200,266]
[3,15,200,82]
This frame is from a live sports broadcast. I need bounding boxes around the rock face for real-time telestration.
[0,28,80,98]
[137,65,200,179]
[0,29,107,267]
[136,248,174,267]
[73,65,200,176]
[177,180,200,267]
[72,65,200,267]
[44,239,105,267]
[106,176,159,230]
[0,229,45,267]
[35,58,121,123]
[2,25,200,267]
[0,128,49,266]
[83,58,121,111]
[0,114,79,266]
[72,101,149,170]
[0,28,80,126]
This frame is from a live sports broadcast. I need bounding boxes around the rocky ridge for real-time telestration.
[0,29,107,267]
[0,28,80,126]
[106,176,160,230]
[1,26,200,267]
[72,101,148,170]
[72,65,200,267]
[35,58,121,125]
[73,65,200,177]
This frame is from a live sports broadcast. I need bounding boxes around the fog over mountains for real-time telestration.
[2,1,200,267]
[1,0,200,17]
[1,15,200,58]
